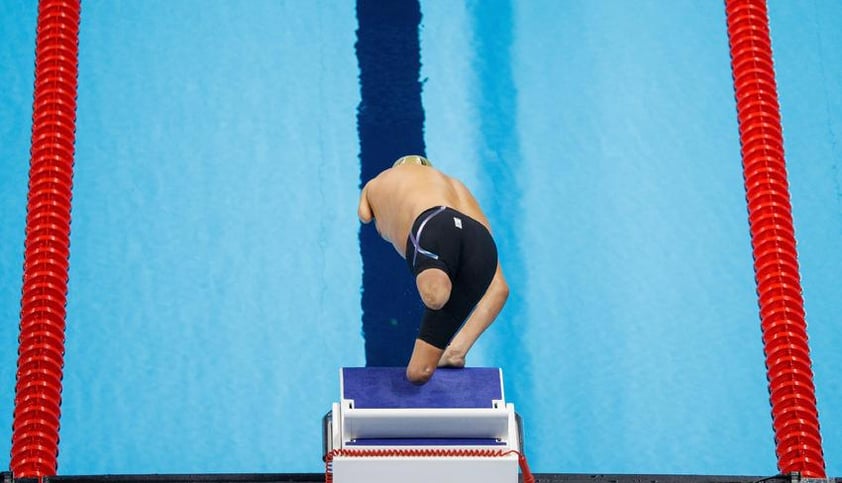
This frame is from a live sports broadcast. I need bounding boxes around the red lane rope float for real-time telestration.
[11,0,81,478]
[724,0,825,478]
[324,448,535,483]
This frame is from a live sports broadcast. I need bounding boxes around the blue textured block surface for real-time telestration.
[342,367,503,409]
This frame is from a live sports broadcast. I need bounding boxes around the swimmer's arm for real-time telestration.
[441,264,509,367]
[358,183,373,224]
[467,265,509,337]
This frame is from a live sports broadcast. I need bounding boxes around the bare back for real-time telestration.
[358,164,490,257]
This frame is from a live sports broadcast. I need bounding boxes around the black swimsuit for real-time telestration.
[405,206,498,349]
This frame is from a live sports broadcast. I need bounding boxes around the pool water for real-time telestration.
[1,0,840,477]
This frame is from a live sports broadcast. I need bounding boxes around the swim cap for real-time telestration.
[393,155,433,168]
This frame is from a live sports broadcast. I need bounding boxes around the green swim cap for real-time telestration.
[393,155,433,168]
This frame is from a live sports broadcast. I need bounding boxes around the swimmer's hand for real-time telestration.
[438,348,466,368]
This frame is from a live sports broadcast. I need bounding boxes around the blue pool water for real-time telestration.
[1,0,841,477]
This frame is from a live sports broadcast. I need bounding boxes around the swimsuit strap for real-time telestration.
[410,206,446,267]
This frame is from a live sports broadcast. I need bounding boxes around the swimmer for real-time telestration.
[358,155,509,384]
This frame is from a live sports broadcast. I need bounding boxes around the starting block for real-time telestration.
[322,367,525,483]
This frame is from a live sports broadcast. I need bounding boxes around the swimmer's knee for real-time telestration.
[416,270,452,310]
[406,365,434,385]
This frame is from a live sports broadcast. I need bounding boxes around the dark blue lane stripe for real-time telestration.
[356,0,426,367]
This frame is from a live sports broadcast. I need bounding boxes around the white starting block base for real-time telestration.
[331,454,518,483]
[324,367,523,483]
